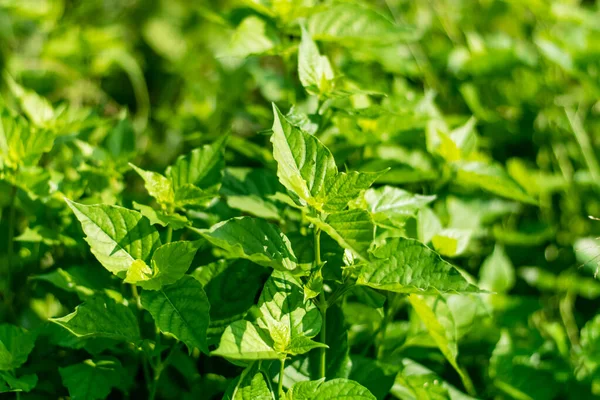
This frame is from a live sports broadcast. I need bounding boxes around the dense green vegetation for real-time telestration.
[1,0,600,399]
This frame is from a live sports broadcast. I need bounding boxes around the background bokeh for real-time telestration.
[1,0,600,399]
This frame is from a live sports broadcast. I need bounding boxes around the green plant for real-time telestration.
[2,1,600,399]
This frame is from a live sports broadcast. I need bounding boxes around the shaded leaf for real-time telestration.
[141,276,210,353]
[228,362,274,400]
[133,202,190,230]
[0,325,36,371]
[0,372,37,393]
[51,296,140,343]
[199,217,298,271]
[59,358,122,400]
[192,259,267,341]
[308,209,374,260]
[167,136,227,192]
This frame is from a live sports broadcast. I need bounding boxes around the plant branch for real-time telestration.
[313,226,327,379]
[165,226,173,244]
[5,184,17,309]
[278,358,285,398]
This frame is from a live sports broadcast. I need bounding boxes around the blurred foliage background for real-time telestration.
[2,0,600,399]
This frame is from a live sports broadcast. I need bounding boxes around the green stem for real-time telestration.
[560,291,579,348]
[314,227,327,379]
[131,284,142,309]
[314,228,321,269]
[5,184,17,308]
[148,341,180,400]
[148,223,172,399]
[141,354,151,393]
[165,226,173,244]
[319,293,327,379]
[278,358,285,398]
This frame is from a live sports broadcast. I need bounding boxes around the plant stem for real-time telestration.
[313,227,327,379]
[278,358,285,398]
[5,184,17,308]
[318,293,327,379]
[131,284,142,309]
[560,291,579,347]
[313,228,321,268]
[165,226,173,244]
[148,341,180,400]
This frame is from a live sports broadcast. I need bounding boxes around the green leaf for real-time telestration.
[418,207,443,245]
[173,184,217,208]
[129,163,174,204]
[287,335,328,356]
[308,209,374,260]
[141,275,210,353]
[167,136,227,192]
[303,269,323,302]
[357,237,480,294]
[362,186,435,228]
[0,372,37,393]
[192,259,267,341]
[348,356,396,400]
[308,3,416,44]
[323,171,385,212]
[211,320,280,360]
[213,271,323,360]
[255,271,322,341]
[489,331,559,400]
[225,16,279,58]
[0,105,56,168]
[298,27,334,95]
[479,245,515,293]
[51,296,139,343]
[580,315,600,378]
[30,265,112,297]
[221,167,285,220]
[391,359,477,400]
[408,294,474,395]
[132,201,190,229]
[271,104,337,208]
[454,162,537,204]
[229,362,274,400]
[271,105,380,212]
[59,358,122,400]
[125,241,200,290]
[199,217,298,271]
[285,379,324,400]
[65,200,161,276]
[287,378,377,400]
[6,78,55,127]
[104,116,135,161]
[0,324,36,371]
[431,229,472,257]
